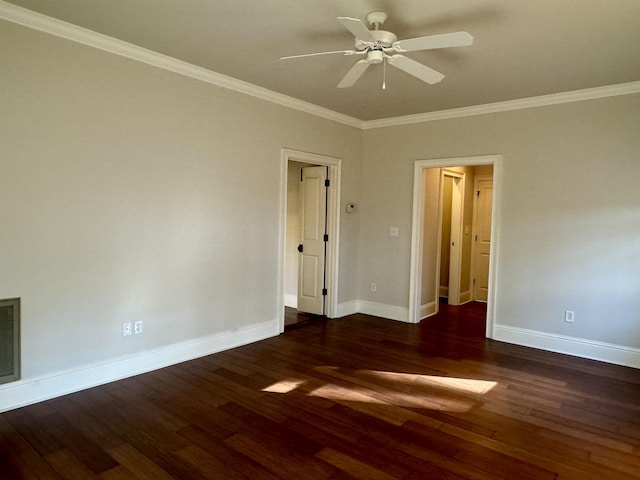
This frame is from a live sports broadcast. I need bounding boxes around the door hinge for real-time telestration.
[322,288,328,296]
[475,235,478,242]
[473,278,476,285]
[325,179,330,187]
[323,234,329,242]
[300,169,303,182]
[476,190,480,198]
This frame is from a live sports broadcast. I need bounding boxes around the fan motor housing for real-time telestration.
[367,50,384,64]
[355,30,397,51]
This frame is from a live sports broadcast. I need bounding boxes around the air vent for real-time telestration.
[0,298,20,385]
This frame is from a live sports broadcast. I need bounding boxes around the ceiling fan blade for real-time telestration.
[388,55,444,84]
[393,31,473,52]
[337,17,375,43]
[280,50,363,60]
[337,59,371,88]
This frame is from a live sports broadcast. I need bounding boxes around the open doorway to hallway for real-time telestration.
[409,155,501,339]
[422,164,493,315]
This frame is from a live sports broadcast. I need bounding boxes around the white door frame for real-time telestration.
[439,170,465,306]
[278,149,341,332]
[409,155,502,339]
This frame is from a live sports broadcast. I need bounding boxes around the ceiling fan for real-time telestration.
[281,12,473,89]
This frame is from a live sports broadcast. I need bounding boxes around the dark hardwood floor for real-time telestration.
[284,306,326,328]
[2,302,640,479]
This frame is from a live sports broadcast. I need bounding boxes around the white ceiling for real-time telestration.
[4,0,640,121]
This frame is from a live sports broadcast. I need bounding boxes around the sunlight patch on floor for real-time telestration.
[261,379,306,394]
[359,369,498,395]
[261,368,497,412]
[307,383,475,411]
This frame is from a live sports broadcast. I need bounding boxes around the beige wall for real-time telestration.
[361,94,640,348]
[0,20,362,380]
[1,15,639,406]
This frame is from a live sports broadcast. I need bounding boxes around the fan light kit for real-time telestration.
[281,11,473,89]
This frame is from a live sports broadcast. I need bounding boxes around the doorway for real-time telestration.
[278,149,341,332]
[409,155,501,339]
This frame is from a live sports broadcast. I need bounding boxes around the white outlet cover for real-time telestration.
[134,321,143,334]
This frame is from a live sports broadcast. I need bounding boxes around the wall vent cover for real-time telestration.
[0,298,20,385]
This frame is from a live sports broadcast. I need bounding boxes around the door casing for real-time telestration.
[409,155,502,339]
[278,149,341,332]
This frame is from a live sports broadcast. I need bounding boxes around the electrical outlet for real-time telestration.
[134,320,143,335]
[565,310,574,323]
[371,283,377,292]
[123,322,132,337]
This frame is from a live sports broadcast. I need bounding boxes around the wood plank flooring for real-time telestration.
[2,302,640,479]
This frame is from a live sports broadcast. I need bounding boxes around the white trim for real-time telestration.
[2,2,639,130]
[494,325,640,370]
[0,320,278,414]
[0,1,362,129]
[459,290,472,304]
[420,301,437,320]
[409,155,502,340]
[336,300,359,318]
[278,149,341,331]
[362,81,640,129]
[335,300,410,322]
[284,293,298,309]
[357,301,410,323]
[336,300,415,323]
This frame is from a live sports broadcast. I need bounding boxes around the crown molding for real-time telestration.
[0,1,364,129]
[362,81,640,129]
[2,1,639,131]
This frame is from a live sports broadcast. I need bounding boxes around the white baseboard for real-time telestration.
[357,301,410,323]
[494,324,640,369]
[284,293,297,309]
[336,300,410,323]
[459,290,472,304]
[336,300,359,317]
[420,301,437,319]
[0,320,279,413]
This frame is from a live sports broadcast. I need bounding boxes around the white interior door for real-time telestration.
[472,176,493,302]
[297,166,328,315]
